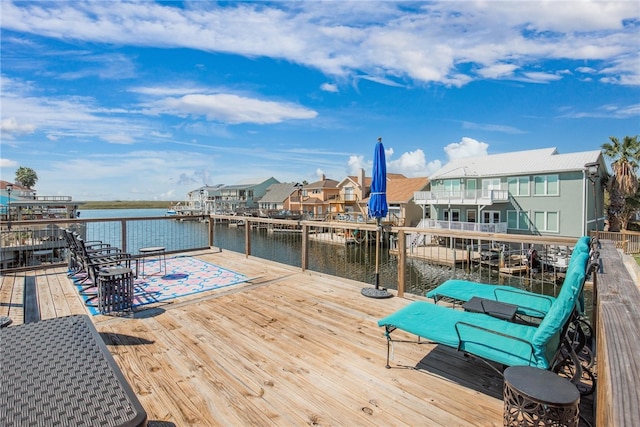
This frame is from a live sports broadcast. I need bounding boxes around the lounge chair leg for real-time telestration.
[384,326,394,368]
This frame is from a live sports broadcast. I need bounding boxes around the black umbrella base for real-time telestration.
[361,287,393,299]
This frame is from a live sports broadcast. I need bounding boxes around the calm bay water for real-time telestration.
[79,209,555,297]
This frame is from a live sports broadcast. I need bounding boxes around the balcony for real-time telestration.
[414,189,509,205]
[418,219,508,233]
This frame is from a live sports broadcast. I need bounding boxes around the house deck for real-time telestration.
[1,249,594,426]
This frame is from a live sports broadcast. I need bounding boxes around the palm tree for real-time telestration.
[15,166,38,189]
[620,180,640,230]
[601,136,640,231]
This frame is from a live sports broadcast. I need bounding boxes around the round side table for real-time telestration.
[138,246,166,276]
[98,266,134,314]
[503,365,580,427]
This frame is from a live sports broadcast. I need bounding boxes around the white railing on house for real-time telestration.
[414,189,510,205]
[417,218,508,233]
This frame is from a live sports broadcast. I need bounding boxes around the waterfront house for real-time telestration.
[414,147,605,237]
[332,169,370,218]
[327,171,429,225]
[292,175,340,219]
[206,178,280,214]
[258,182,302,215]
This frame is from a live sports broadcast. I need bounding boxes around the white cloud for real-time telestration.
[150,131,173,138]
[521,71,564,83]
[477,63,519,79]
[3,1,637,87]
[347,155,366,174]
[388,148,430,177]
[320,83,338,93]
[0,117,36,138]
[0,158,19,168]
[462,121,526,135]
[444,137,489,160]
[101,133,135,145]
[562,103,640,119]
[143,94,318,124]
[576,67,597,74]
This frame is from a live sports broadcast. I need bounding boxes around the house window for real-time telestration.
[466,209,476,223]
[465,179,477,198]
[444,209,460,222]
[443,179,461,197]
[483,210,500,223]
[344,187,355,201]
[507,210,530,230]
[533,211,559,232]
[507,177,529,196]
[389,205,401,220]
[534,175,559,196]
[481,179,501,198]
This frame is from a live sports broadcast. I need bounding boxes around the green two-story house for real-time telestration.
[414,147,605,238]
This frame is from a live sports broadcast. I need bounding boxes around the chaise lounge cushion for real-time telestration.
[377,301,543,367]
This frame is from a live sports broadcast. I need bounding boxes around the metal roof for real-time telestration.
[430,147,603,179]
[260,183,298,203]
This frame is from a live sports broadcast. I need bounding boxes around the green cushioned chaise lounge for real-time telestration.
[377,247,594,373]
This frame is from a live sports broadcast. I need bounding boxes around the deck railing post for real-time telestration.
[397,230,406,297]
[121,220,127,253]
[208,215,214,248]
[245,219,251,258]
[301,223,309,271]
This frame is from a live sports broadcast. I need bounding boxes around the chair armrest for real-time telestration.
[93,253,133,269]
[454,321,536,364]
[87,247,123,256]
[493,288,554,317]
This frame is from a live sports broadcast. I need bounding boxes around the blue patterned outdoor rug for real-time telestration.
[73,256,248,315]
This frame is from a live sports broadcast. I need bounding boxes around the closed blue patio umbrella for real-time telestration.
[362,137,392,298]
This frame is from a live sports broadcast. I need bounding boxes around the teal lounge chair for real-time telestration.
[377,250,592,372]
[425,236,593,319]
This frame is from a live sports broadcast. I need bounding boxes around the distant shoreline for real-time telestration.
[79,201,177,209]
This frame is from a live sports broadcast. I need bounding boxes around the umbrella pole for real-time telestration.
[374,218,381,289]
[360,218,392,298]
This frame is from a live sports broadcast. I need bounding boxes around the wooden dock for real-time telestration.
[391,244,470,267]
[1,249,595,426]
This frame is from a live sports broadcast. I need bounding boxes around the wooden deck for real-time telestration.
[1,249,595,426]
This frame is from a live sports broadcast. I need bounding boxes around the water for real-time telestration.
[79,208,168,219]
[79,209,576,300]
[81,209,208,254]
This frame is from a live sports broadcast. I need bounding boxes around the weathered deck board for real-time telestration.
[595,241,640,427]
[1,249,599,426]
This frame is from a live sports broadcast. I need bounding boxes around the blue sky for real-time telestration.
[1,1,639,201]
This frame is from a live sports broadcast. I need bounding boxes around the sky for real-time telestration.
[1,1,639,201]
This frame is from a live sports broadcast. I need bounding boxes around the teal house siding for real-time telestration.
[417,148,605,238]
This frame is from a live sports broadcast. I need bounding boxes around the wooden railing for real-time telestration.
[594,230,640,254]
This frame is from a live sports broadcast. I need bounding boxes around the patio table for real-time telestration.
[138,246,166,276]
[0,315,147,426]
[462,296,518,321]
